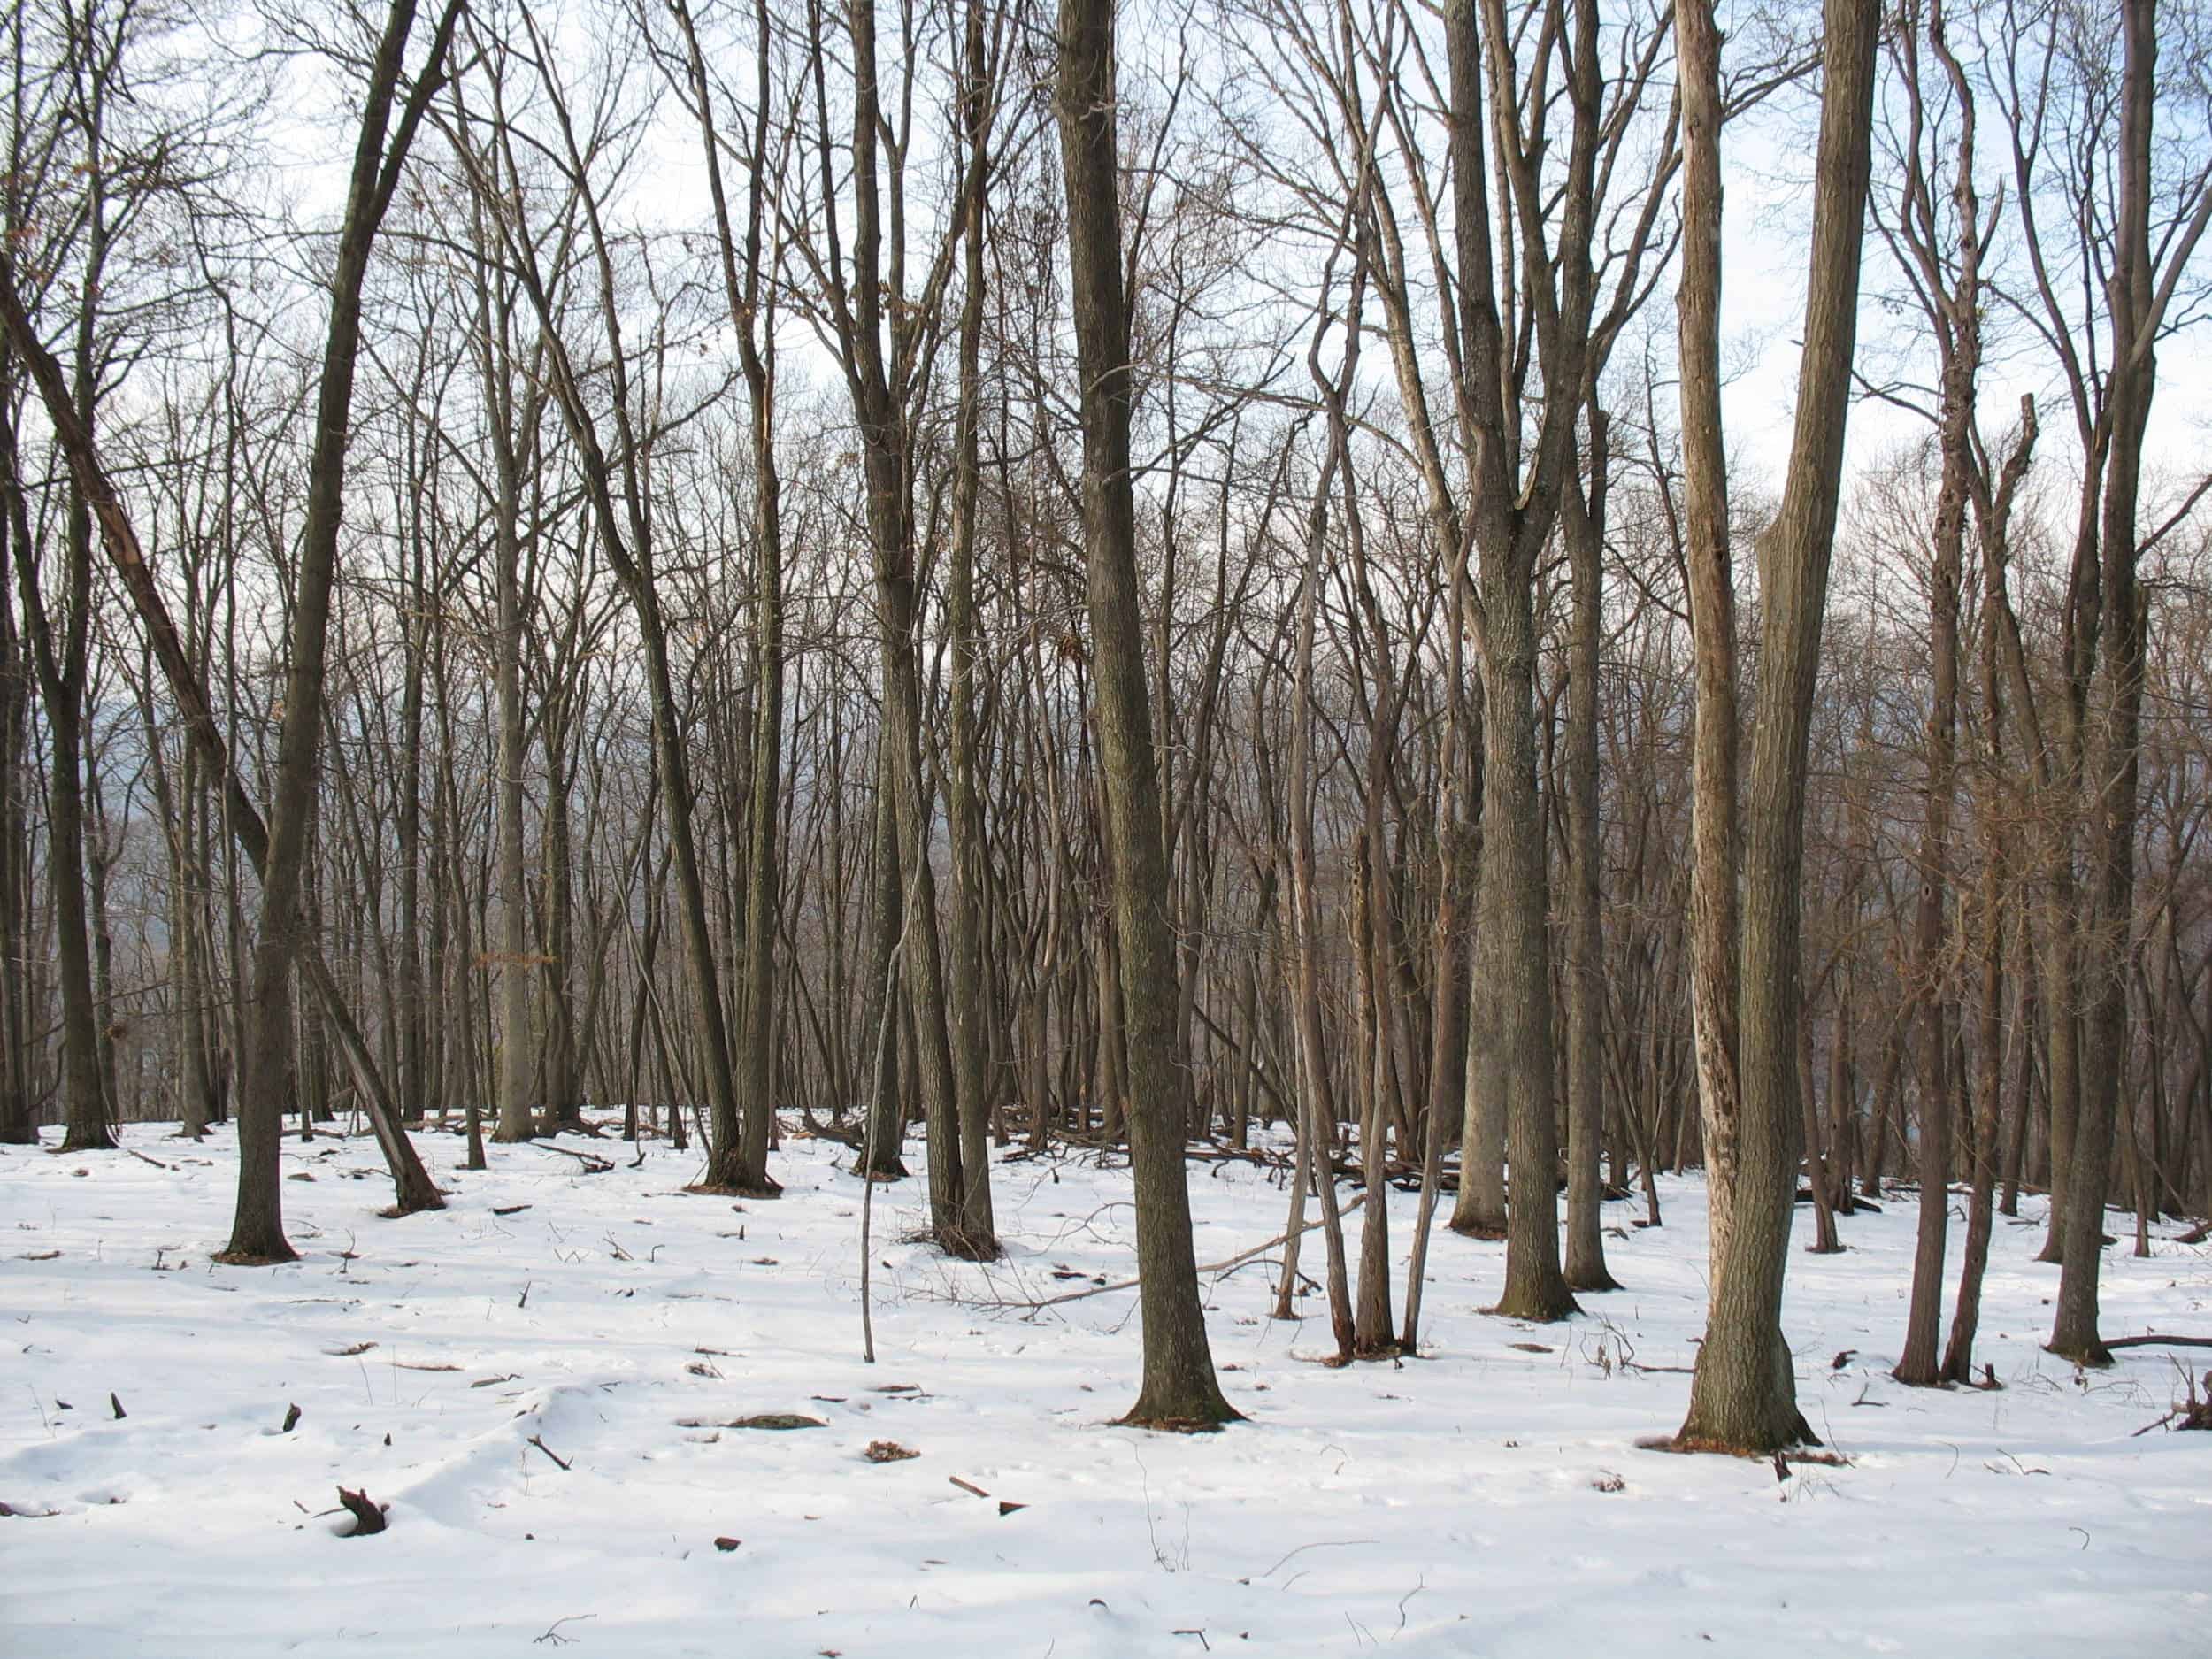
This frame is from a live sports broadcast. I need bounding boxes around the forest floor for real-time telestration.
[2,1118,2207,1657]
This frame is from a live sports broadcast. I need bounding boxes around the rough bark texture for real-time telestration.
[1478,584,1578,1321]
[1675,0,1741,1287]
[1678,0,1878,1453]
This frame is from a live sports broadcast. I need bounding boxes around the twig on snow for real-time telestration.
[526,1433,572,1471]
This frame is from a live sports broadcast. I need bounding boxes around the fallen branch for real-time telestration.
[526,1434,572,1471]
[535,1144,615,1175]
[1183,1144,1296,1171]
[954,1191,1371,1313]
[2131,1370,2212,1435]
[2102,1334,2212,1353]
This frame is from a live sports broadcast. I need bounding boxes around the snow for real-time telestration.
[3,1120,2206,1657]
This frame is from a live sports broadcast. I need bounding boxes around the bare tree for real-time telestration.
[1056,0,1239,1427]
[1674,0,1881,1454]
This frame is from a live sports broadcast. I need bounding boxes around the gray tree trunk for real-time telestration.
[1055,0,1236,1426]
[1677,0,1878,1452]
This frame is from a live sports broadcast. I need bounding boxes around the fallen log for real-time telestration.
[2102,1334,2212,1353]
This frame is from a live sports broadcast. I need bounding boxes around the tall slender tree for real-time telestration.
[1675,0,1881,1453]
[1056,0,1238,1427]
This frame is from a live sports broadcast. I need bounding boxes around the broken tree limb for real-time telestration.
[526,1434,572,1471]
[954,1190,1371,1313]
[535,1144,615,1175]
[2102,1334,2212,1352]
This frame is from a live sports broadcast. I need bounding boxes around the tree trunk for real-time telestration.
[2051,0,2161,1365]
[1895,245,1970,1384]
[489,389,534,1146]
[1674,0,1742,1286]
[859,749,909,1179]
[1562,416,1617,1293]
[941,0,1001,1250]
[1452,899,1509,1238]
[1677,0,1878,1452]
[1056,0,1236,1426]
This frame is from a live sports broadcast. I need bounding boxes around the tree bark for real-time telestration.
[1056,0,1237,1426]
[1562,413,1617,1293]
[2051,0,2163,1366]
[1677,0,1878,1452]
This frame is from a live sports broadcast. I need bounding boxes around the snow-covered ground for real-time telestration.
[3,1119,2206,1657]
